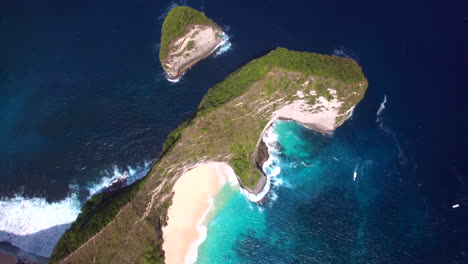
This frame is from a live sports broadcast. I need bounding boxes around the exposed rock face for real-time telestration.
[254,140,269,172]
[163,25,223,81]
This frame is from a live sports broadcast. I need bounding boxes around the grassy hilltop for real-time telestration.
[51,48,367,263]
[159,6,220,67]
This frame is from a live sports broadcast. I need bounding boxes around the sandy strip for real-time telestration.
[163,162,234,264]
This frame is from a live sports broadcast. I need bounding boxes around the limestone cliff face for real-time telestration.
[51,48,367,264]
[158,6,224,81]
[162,25,223,81]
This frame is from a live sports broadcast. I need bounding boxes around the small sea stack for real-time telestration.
[159,6,225,81]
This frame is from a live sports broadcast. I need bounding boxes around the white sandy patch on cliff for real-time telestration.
[165,25,222,80]
[273,95,342,132]
[296,90,305,98]
[163,162,235,264]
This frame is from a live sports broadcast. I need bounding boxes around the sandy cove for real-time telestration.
[163,162,236,264]
[162,96,342,260]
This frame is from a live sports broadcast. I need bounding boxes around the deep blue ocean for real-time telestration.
[1,0,468,262]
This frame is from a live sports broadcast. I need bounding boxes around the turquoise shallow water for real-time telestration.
[197,119,427,263]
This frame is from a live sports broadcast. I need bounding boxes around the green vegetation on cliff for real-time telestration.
[159,6,220,65]
[49,179,146,263]
[198,47,365,115]
[51,48,367,263]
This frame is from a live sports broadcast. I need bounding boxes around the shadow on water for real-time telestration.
[0,225,70,263]
[0,223,71,259]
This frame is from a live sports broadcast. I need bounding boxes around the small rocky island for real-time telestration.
[50,48,368,263]
[160,6,224,81]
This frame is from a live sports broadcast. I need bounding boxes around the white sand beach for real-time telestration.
[162,162,235,264]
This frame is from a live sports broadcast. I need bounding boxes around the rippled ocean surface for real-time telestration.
[1,0,467,261]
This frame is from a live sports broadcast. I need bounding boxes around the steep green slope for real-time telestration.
[159,6,220,66]
[51,48,367,263]
[49,179,144,263]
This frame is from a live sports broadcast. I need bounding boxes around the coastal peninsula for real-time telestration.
[160,6,225,81]
[50,48,368,264]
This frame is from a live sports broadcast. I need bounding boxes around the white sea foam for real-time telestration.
[167,75,182,83]
[375,96,409,165]
[273,178,283,187]
[241,177,271,203]
[241,125,282,203]
[333,49,348,57]
[164,32,231,83]
[346,106,355,120]
[0,161,151,257]
[268,164,281,178]
[184,197,214,264]
[214,32,232,57]
[87,161,151,197]
[262,125,280,153]
[332,49,351,58]
[224,165,240,187]
[270,192,279,201]
[0,187,81,257]
[376,95,387,123]
[0,191,80,237]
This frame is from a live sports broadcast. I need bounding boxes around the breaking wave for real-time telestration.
[214,32,232,57]
[166,75,182,83]
[0,161,151,257]
[242,124,282,203]
[162,31,231,83]
[184,197,214,264]
[0,188,80,257]
[87,161,151,197]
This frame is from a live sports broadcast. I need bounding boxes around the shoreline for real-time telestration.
[162,162,236,264]
[183,196,213,264]
[247,119,331,202]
